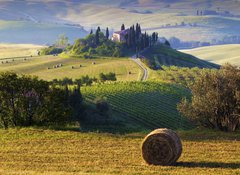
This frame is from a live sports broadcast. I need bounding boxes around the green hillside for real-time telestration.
[141,44,219,69]
[82,81,193,130]
[181,44,240,66]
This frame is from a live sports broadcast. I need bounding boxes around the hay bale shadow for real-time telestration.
[176,161,240,169]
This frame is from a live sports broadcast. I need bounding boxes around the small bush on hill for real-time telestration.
[178,64,240,132]
[99,72,117,83]
[41,46,63,55]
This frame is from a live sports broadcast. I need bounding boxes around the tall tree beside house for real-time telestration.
[95,28,100,45]
[140,35,144,50]
[121,24,125,31]
[143,32,147,48]
[136,23,141,41]
[106,27,109,39]
[127,27,132,48]
[152,32,158,45]
[131,25,136,48]
[97,26,101,32]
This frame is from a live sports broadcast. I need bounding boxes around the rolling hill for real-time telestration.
[0,0,240,44]
[141,44,219,69]
[0,55,142,81]
[181,44,240,66]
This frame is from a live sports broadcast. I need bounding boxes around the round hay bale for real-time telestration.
[141,128,182,166]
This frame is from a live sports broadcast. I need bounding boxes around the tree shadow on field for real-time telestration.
[176,161,240,169]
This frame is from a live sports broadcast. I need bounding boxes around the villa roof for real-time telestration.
[114,29,129,35]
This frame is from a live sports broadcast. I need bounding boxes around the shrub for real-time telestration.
[0,72,84,128]
[41,46,63,55]
[178,64,240,132]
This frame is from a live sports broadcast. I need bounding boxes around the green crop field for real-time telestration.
[181,44,240,66]
[0,128,239,175]
[82,81,193,130]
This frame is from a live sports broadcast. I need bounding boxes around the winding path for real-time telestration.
[130,55,149,81]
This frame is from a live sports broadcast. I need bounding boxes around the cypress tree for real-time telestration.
[95,29,100,45]
[144,31,147,48]
[132,25,136,48]
[106,27,109,39]
[136,23,139,40]
[128,27,132,47]
[139,24,141,36]
[152,32,156,44]
[121,24,125,31]
[90,29,93,35]
[141,35,144,50]
[97,26,101,32]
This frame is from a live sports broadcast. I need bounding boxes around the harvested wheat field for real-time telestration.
[0,128,239,175]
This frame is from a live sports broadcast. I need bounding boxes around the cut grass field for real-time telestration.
[0,128,239,175]
[0,55,143,81]
[0,43,44,59]
[0,44,143,81]
[181,44,240,66]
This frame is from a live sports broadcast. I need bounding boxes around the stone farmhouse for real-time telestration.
[111,29,129,42]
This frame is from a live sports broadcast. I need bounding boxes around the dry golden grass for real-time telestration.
[0,128,239,175]
[181,44,240,66]
[0,44,44,58]
[0,55,142,81]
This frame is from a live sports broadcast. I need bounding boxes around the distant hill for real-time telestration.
[0,0,240,44]
[181,44,240,66]
[141,44,219,69]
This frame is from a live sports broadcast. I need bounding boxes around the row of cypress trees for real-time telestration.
[90,23,159,53]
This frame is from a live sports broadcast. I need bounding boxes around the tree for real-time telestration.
[90,29,93,35]
[69,86,83,121]
[106,27,109,39]
[178,64,240,132]
[121,24,125,31]
[95,29,100,45]
[164,40,171,47]
[99,73,107,83]
[55,34,68,48]
[95,98,110,117]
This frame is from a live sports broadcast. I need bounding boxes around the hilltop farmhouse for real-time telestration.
[112,29,129,42]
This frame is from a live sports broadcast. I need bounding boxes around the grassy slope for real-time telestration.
[0,55,142,81]
[82,81,193,130]
[142,44,219,69]
[0,44,142,81]
[0,44,44,58]
[181,44,240,66]
[0,128,239,175]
